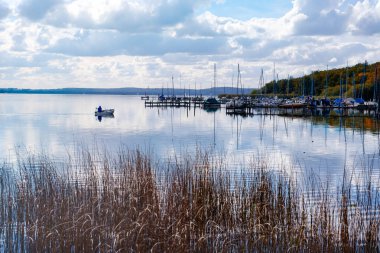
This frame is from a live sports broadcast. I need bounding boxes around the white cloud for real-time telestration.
[0,0,379,89]
[19,0,206,33]
[289,0,350,35]
[0,2,10,19]
[350,0,380,35]
[19,0,62,21]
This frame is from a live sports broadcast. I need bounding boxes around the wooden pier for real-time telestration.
[226,106,379,118]
[144,97,380,118]
[145,100,203,108]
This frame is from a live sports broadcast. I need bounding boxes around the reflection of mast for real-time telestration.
[234,115,243,149]
[237,115,239,149]
[361,117,365,155]
[283,117,288,137]
[377,119,380,156]
[213,110,216,147]
[324,117,328,146]
[259,115,265,142]
[170,107,174,142]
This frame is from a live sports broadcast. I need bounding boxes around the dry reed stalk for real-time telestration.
[0,149,379,252]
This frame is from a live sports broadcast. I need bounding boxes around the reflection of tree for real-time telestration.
[310,115,378,133]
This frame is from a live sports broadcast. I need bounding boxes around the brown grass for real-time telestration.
[0,149,379,252]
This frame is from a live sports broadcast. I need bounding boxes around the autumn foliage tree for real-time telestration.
[258,61,380,101]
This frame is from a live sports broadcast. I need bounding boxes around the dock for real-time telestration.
[143,96,380,118]
[145,100,203,108]
[226,106,379,118]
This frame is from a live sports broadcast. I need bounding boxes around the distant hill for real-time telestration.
[0,87,253,96]
[257,61,380,101]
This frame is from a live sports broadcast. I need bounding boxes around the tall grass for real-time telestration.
[0,149,379,252]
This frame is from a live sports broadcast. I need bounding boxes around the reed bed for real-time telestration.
[0,148,379,252]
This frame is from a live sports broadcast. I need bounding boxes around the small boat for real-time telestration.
[226,98,245,109]
[95,109,114,116]
[203,97,221,108]
[278,100,306,108]
[203,64,221,109]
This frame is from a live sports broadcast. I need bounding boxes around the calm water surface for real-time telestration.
[1,94,380,184]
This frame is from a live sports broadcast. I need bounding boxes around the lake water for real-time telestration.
[1,94,380,185]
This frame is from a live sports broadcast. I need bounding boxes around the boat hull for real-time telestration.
[278,103,306,109]
[95,109,114,116]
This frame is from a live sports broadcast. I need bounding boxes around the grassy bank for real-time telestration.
[0,149,379,252]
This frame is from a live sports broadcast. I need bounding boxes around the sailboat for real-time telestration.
[203,63,221,109]
[358,62,378,110]
[226,64,245,110]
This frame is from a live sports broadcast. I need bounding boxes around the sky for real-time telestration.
[0,0,379,89]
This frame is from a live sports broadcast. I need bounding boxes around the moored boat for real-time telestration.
[203,97,221,108]
[278,100,306,109]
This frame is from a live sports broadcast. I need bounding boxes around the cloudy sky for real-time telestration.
[0,0,379,89]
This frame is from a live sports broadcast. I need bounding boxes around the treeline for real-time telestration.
[0,87,252,96]
[254,61,380,100]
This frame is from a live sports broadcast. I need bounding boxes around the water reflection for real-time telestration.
[203,107,220,113]
[97,114,115,122]
[0,94,379,188]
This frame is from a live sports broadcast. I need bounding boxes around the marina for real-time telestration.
[142,94,380,118]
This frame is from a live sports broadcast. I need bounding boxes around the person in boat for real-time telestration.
[98,106,102,112]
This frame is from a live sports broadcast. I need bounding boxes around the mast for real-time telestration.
[263,75,266,95]
[345,62,348,99]
[172,76,174,97]
[260,68,264,96]
[375,65,378,102]
[240,67,243,95]
[352,72,356,98]
[339,73,342,99]
[287,74,290,97]
[273,62,276,96]
[240,68,243,96]
[325,65,328,98]
[276,74,279,96]
[310,71,314,96]
[302,74,305,97]
[361,61,367,99]
[180,73,182,97]
[231,72,234,94]
[214,63,216,96]
[237,64,240,96]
